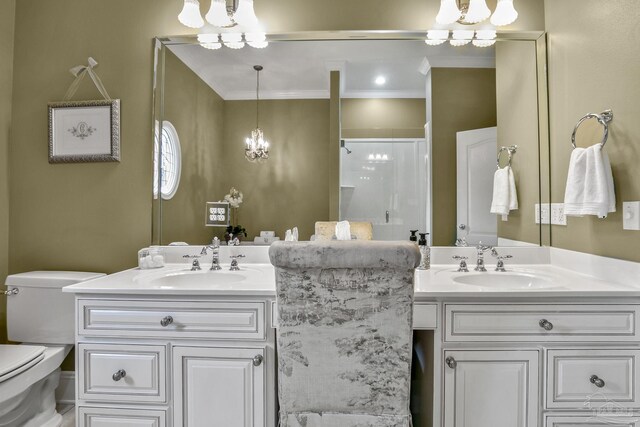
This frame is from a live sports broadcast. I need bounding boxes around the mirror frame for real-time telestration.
[151,31,550,247]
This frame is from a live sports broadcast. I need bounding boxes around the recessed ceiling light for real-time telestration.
[375,76,386,85]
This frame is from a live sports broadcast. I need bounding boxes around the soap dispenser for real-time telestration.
[418,232,430,270]
[409,230,418,242]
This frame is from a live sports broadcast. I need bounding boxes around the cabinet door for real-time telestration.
[443,350,539,427]
[173,346,265,427]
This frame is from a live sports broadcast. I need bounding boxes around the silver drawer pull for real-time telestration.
[112,369,127,382]
[253,354,264,367]
[590,375,605,388]
[445,356,457,369]
[539,319,553,331]
[160,316,173,327]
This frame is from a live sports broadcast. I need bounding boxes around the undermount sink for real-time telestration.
[137,270,248,289]
[452,272,556,290]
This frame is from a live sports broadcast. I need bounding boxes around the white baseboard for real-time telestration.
[56,371,75,405]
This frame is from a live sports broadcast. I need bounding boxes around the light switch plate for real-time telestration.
[550,203,567,226]
[623,201,640,231]
[205,202,230,227]
[535,203,550,225]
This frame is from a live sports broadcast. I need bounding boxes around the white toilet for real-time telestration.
[1,271,104,427]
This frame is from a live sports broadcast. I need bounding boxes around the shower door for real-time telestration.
[340,139,427,241]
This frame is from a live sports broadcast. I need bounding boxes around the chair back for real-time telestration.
[269,241,420,427]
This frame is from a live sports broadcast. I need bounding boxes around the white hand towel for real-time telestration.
[335,221,352,240]
[564,144,615,218]
[490,166,518,217]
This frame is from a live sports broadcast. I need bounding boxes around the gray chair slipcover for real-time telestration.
[269,241,421,427]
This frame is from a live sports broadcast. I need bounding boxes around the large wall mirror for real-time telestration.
[152,31,550,247]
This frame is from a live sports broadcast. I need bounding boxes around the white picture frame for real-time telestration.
[48,99,120,163]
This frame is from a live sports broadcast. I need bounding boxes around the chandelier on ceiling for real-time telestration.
[245,65,270,162]
[178,0,268,50]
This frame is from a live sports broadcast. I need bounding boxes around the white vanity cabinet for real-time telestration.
[74,297,276,427]
[172,346,265,427]
[428,301,640,427]
[442,349,539,427]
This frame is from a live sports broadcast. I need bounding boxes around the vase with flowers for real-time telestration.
[223,187,247,243]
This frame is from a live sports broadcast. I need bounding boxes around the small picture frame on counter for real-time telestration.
[48,99,120,163]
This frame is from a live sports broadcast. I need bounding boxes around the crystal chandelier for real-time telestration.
[436,0,518,26]
[245,65,269,162]
[178,0,268,49]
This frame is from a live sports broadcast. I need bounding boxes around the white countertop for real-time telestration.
[63,262,640,299]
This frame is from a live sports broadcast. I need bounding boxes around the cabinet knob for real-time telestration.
[590,375,605,388]
[539,319,553,331]
[252,354,264,367]
[112,369,127,382]
[445,356,457,369]
[160,316,174,327]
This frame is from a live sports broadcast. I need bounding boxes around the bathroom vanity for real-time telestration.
[64,247,640,427]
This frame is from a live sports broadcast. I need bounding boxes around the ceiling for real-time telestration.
[168,39,495,100]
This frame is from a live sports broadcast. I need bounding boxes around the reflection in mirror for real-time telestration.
[152,34,548,248]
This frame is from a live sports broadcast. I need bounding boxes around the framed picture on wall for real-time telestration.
[48,99,120,163]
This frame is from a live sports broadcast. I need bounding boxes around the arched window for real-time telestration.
[153,121,182,200]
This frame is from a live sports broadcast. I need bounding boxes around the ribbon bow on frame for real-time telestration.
[63,57,112,101]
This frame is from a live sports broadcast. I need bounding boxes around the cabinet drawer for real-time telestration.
[78,406,167,427]
[445,304,640,342]
[79,299,265,340]
[545,414,640,426]
[547,349,640,409]
[78,344,166,403]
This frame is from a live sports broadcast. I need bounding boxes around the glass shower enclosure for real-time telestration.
[339,139,428,241]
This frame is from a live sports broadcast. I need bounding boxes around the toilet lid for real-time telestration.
[0,345,46,383]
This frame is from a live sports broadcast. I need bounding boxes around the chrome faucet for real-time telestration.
[491,248,513,272]
[183,246,209,271]
[475,242,493,272]
[209,237,222,271]
[229,254,245,271]
[452,256,469,272]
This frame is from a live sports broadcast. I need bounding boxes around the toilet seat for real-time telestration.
[0,345,46,383]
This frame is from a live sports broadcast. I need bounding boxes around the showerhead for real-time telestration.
[340,140,352,154]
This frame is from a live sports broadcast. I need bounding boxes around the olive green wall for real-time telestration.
[496,41,540,245]
[545,0,640,262]
[161,49,226,245]
[0,0,15,344]
[431,68,497,246]
[220,99,331,241]
[341,98,426,139]
[9,0,187,278]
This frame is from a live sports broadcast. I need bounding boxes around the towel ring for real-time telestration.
[571,109,613,149]
[497,145,518,169]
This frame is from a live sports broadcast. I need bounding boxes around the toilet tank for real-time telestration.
[6,271,105,344]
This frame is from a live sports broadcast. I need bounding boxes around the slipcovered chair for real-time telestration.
[269,241,421,427]
[314,221,374,241]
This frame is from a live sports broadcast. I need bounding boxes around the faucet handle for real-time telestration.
[452,256,469,273]
[494,254,513,272]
